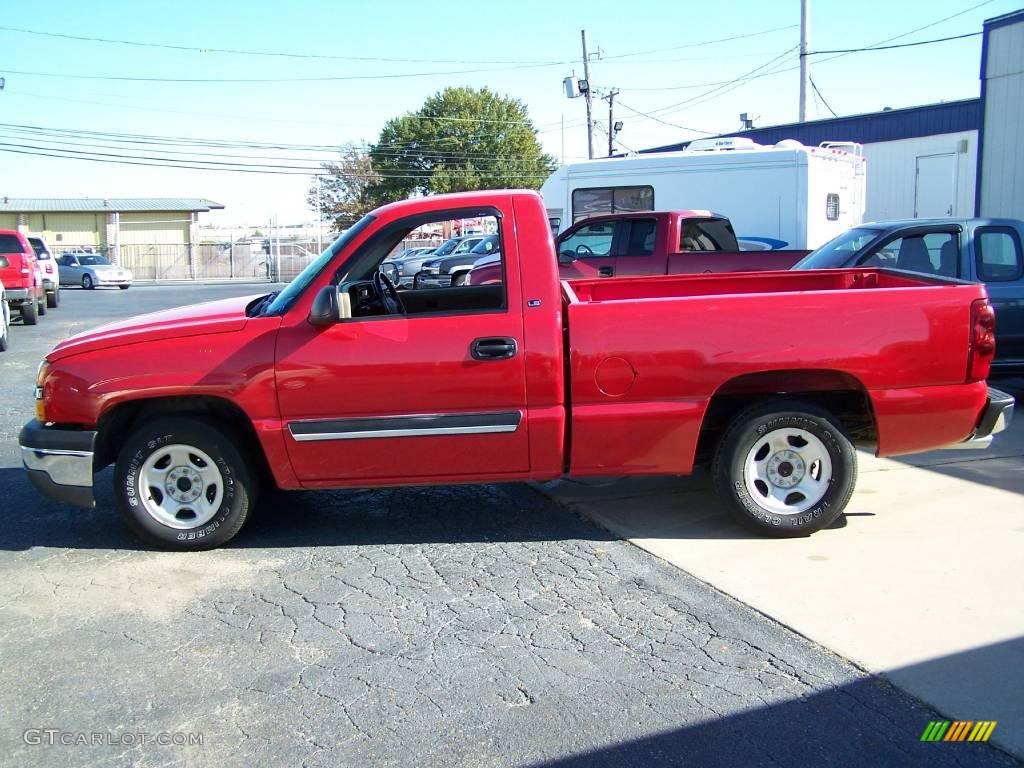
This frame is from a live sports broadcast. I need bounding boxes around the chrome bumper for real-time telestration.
[950,387,1015,449]
[19,419,97,508]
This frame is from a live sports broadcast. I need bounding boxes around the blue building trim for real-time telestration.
[641,99,981,155]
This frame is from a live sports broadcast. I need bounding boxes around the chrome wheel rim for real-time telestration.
[139,444,224,529]
[742,428,831,515]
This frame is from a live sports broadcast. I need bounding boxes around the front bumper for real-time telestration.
[19,419,97,508]
[951,387,1014,449]
[94,276,132,286]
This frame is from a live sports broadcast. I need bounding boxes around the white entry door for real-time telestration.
[915,154,957,218]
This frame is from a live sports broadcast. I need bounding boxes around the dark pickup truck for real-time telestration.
[795,218,1024,373]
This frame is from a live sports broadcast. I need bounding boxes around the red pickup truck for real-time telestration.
[20,191,1013,550]
[468,210,807,285]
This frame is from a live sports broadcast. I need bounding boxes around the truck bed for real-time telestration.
[561,268,990,475]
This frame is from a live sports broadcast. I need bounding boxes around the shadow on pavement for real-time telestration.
[527,637,1024,767]
[0,467,620,551]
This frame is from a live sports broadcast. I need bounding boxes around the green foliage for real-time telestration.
[367,87,555,202]
[308,145,383,232]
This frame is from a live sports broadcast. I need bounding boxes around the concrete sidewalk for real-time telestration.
[539,379,1024,758]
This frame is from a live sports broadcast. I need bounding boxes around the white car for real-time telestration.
[0,279,9,351]
[58,252,133,290]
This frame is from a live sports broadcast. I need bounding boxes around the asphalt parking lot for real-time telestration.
[0,284,1019,767]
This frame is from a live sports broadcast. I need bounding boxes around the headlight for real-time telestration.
[35,359,51,422]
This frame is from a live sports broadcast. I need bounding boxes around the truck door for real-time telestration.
[972,225,1024,365]
[556,219,618,279]
[611,217,664,276]
[275,206,530,484]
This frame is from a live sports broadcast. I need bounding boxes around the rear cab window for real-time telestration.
[975,227,1024,282]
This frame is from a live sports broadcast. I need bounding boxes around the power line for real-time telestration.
[613,99,720,135]
[808,30,981,56]
[808,77,837,117]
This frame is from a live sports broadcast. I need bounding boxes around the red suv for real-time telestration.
[0,229,46,325]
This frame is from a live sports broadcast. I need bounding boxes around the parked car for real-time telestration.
[26,236,60,308]
[417,235,500,287]
[0,279,9,351]
[0,229,46,325]
[19,190,1012,550]
[394,236,482,287]
[58,252,133,289]
[793,218,1024,374]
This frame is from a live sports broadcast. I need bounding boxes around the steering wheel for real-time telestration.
[374,269,406,315]
[576,244,595,256]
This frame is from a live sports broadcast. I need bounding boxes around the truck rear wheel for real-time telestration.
[712,400,856,536]
[113,417,256,550]
[20,299,38,325]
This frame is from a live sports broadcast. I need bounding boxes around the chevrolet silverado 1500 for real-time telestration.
[19,191,1014,550]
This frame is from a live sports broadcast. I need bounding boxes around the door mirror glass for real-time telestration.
[380,262,400,285]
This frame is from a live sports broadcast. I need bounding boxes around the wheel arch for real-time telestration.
[695,369,877,465]
[95,395,274,488]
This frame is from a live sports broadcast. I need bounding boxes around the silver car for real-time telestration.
[58,252,133,290]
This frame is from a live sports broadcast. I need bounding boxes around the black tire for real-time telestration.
[119,285,130,290]
[82,274,94,290]
[113,417,257,550]
[0,310,8,351]
[451,271,469,287]
[712,399,857,537]
[20,299,38,325]
[37,294,46,316]
[46,288,59,308]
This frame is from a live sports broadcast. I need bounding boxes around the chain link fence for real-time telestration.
[51,243,321,283]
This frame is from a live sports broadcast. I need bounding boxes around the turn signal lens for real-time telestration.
[967,299,996,381]
[34,360,50,422]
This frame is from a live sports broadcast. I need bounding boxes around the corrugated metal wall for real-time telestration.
[117,212,190,245]
[864,131,977,221]
[27,213,105,249]
[979,17,1024,217]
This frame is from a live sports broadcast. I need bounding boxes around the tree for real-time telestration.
[367,87,555,202]
[308,144,382,232]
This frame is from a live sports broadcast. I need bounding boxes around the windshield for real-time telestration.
[264,214,375,315]
[794,227,884,270]
[78,255,111,266]
[469,236,497,255]
[432,237,462,257]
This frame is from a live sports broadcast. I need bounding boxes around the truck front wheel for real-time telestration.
[113,417,256,550]
[712,400,857,536]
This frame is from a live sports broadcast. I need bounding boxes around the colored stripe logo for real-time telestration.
[921,721,997,742]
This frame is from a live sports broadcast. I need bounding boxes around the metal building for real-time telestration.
[0,197,224,280]
[977,9,1024,217]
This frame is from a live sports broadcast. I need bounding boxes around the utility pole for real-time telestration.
[581,29,594,159]
[605,89,619,157]
[799,0,810,122]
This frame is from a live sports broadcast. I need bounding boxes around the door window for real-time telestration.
[976,228,1024,282]
[622,219,657,256]
[860,232,959,277]
[558,221,615,259]
[679,219,739,251]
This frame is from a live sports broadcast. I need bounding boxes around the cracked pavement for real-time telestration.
[0,285,1018,767]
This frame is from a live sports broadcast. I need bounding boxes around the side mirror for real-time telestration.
[558,250,577,265]
[308,285,341,326]
[380,263,400,285]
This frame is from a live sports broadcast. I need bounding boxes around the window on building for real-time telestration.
[571,186,654,223]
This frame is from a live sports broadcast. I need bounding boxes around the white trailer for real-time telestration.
[540,137,866,250]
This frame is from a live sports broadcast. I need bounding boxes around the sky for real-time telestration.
[0,0,1018,226]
